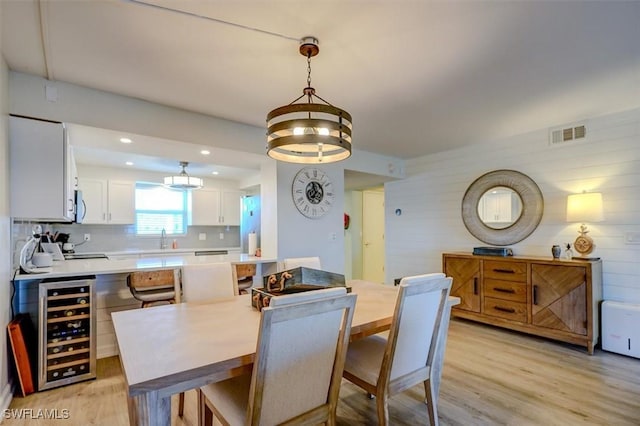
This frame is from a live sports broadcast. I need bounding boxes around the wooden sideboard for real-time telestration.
[442,252,603,354]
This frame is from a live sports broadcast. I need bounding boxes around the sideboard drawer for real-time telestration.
[483,279,527,302]
[483,297,527,322]
[483,260,527,282]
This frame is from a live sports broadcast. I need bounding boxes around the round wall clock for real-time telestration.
[292,167,335,219]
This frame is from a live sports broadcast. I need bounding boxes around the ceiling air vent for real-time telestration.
[550,123,587,145]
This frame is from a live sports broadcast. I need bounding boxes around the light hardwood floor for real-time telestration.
[5,319,640,425]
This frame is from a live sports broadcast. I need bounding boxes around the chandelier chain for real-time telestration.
[307,54,312,89]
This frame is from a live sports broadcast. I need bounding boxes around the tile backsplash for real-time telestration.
[12,221,240,260]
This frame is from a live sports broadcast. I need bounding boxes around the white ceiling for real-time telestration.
[3,1,640,169]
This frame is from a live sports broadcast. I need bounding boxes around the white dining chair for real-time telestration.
[342,273,452,426]
[181,262,237,303]
[197,287,356,426]
[177,262,236,417]
[283,256,321,270]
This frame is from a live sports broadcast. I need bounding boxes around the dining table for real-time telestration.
[112,279,460,426]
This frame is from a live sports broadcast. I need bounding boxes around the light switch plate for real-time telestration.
[198,233,206,241]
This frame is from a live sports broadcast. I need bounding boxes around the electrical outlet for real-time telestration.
[625,232,640,244]
[219,233,224,240]
[83,233,91,242]
[199,233,207,241]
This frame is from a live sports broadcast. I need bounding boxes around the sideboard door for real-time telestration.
[444,256,481,313]
[531,264,588,335]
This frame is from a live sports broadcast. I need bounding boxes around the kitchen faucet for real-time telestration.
[160,228,167,249]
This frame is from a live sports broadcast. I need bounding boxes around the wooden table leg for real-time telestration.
[128,392,171,426]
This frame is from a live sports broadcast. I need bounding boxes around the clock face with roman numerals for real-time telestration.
[292,167,335,219]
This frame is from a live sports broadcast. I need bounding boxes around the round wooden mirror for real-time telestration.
[462,170,543,245]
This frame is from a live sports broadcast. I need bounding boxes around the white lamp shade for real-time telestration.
[163,175,203,189]
[566,192,604,223]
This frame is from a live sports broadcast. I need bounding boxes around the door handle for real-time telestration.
[473,277,478,295]
[533,285,538,305]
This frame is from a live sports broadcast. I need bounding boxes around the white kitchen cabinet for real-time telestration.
[78,178,135,224]
[478,190,512,223]
[10,116,77,222]
[191,188,242,226]
[221,190,242,226]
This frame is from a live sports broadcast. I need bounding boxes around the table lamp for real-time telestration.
[566,192,604,259]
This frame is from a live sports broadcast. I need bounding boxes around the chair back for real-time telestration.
[128,269,177,292]
[383,273,452,390]
[181,262,236,303]
[283,256,321,270]
[248,289,356,425]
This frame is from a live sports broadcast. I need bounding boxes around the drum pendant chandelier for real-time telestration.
[267,37,352,163]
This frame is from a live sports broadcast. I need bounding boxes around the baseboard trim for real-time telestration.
[97,344,118,360]
[0,381,14,419]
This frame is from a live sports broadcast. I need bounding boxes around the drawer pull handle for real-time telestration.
[493,268,515,274]
[473,277,478,295]
[493,287,515,294]
[533,285,538,305]
[494,306,516,314]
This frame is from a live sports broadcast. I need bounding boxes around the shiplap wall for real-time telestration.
[386,108,640,303]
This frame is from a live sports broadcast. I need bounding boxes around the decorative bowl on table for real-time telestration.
[251,267,349,311]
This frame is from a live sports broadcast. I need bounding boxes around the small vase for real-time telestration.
[552,245,561,259]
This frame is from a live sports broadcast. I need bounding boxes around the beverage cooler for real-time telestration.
[38,276,96,391]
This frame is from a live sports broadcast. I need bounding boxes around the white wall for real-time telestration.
[9,72,266,156]
[276,162,345,274]
[386,108,640,302]
[0,2,14,410]
[344,190,363,280]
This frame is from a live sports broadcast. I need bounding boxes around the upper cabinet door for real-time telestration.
[107,181,135,224]
[191,188,222,226]
[220,190,242,226]
[78,178,108,224]
[10,116,75,222]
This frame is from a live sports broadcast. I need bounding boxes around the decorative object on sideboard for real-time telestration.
[473,247,513,257]
[266,37,352,164]
[461,170,544,246]
[566,191,604,258]
[164,161,203,190]
[551,245,562,259]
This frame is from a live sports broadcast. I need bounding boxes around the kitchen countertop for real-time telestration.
[103,247,241,256]
[14,252,276,280]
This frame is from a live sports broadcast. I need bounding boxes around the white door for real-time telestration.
[362,191,385,283]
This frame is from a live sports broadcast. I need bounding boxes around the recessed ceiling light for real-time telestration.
[125,161,134,166]
[200,150,211,155]
[120,137,132,144]
[211,171,219,175]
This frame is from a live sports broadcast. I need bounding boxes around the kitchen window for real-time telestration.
[135,183,188,235]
